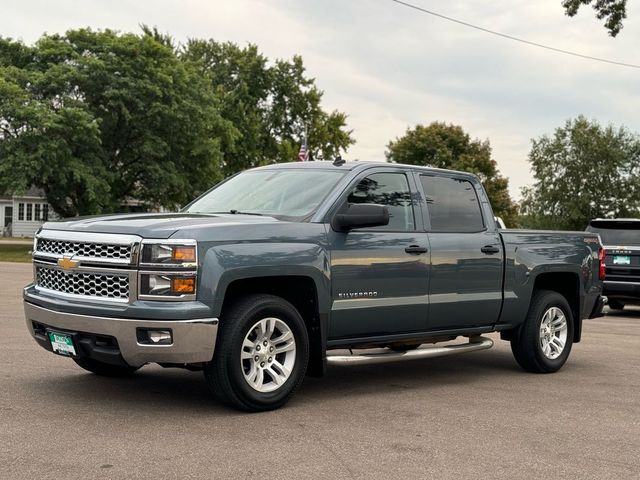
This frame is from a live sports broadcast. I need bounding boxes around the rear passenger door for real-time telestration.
[417,173,503,330]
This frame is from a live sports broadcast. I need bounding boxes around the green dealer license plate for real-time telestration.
[48,331,76,356]
[613,255,631,265]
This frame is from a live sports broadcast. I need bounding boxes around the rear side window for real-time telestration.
[420,175,484,232]
[347,172,414,231]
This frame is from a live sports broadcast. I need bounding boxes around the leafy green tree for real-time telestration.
[0,28,235,217]
[520,116,640,230]
[562,0,627,37]
[181,40,354,176]
[386,122,519,226]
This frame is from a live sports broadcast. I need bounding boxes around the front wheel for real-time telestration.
[510,290,574,373]
[204,294,309,412]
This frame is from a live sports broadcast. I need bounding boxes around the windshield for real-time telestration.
[184,168,346,220]
[587,221,640,246]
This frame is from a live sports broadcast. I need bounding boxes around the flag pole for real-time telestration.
[305,124,310,162]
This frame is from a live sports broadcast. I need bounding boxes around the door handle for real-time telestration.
[481,245,500,254]
[405,245,428,254]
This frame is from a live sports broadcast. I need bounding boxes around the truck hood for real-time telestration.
[41,213,280,239]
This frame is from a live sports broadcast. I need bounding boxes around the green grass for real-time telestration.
[0,244,32,262]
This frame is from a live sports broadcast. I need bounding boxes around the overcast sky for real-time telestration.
[2,0,639,198]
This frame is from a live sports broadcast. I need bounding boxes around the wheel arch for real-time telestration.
[531,272,582,343]
[217,274,328,377]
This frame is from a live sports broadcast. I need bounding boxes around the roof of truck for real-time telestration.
[253,160,478,179]
[589,218,640,224]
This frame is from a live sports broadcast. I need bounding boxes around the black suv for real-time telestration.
[587,219,640,310]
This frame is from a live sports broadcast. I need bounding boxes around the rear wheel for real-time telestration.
[73,357,139,377]
[204,294,309,412]
[510,290,574,373]
[608,300,625,311]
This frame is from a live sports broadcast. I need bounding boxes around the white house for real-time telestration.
[0,188,170,237]
[0,187,58,238]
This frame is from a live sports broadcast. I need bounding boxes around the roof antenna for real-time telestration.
[333,155,346,166]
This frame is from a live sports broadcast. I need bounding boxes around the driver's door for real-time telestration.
[327,170,430,341]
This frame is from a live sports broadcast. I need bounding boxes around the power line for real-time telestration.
[389,0,640,69]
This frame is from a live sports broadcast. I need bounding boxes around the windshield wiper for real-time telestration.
[227,210,265,216]
[191,210,267,216]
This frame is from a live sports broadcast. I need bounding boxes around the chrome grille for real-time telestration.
[35,266,129,301]
[36,238,132,261]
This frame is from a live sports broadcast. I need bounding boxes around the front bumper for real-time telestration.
[24,301,218,368]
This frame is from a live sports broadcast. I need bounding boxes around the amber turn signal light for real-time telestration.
[171,277,196,294]
[172,246,196,262]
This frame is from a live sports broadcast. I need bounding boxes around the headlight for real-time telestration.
[140,241,197,266]
[138,240,198,300]
[139,273,196,297]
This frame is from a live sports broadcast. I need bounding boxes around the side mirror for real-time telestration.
[332,203,390,232]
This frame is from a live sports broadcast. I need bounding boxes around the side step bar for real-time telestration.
[326,336,494,366]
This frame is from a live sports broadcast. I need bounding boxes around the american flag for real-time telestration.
[297,126,310,161]
[297,142,309,162]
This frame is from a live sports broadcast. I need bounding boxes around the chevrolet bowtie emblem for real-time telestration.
[57,256,79,270]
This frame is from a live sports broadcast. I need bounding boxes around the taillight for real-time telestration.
[598,247,606,281]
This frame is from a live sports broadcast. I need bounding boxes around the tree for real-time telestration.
[0,29,236,217]
[386,122,519,226]
[520,116,640,230]
[0,30,355,217]
[562,0,627,37]
[181,40,354,176]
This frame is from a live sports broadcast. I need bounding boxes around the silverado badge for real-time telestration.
[57,256,79,270]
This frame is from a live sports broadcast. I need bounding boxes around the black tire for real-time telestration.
[608,300,625,311]
[204,294,309,412]
[387,344,421,352]
[510,290,574,373]
[73,357,139,377]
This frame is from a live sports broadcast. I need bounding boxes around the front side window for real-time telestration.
[347,172,414,231]
[185,168,346,220]
[420,175,484,232]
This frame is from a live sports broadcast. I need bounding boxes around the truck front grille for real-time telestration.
[36,238,132,262]
[35,266,130,301]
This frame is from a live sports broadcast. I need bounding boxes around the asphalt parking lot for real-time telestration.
[1,262,638,479]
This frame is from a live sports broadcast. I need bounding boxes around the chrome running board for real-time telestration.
[326,336,494,366]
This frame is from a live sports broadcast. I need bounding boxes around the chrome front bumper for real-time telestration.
[24,301,218,367]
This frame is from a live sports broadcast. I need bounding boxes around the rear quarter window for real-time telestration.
[420,175,484,232]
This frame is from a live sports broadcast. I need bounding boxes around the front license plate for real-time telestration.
[48,331,76,356]
[613,255,631,265]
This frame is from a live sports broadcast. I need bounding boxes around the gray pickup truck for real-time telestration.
[24,161,605,411]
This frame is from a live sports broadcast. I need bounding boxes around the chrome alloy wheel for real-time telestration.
[539,307,568,360]
[241,317,296,393]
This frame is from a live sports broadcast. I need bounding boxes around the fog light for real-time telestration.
[149,330,172,343]
[137,328,173,345]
